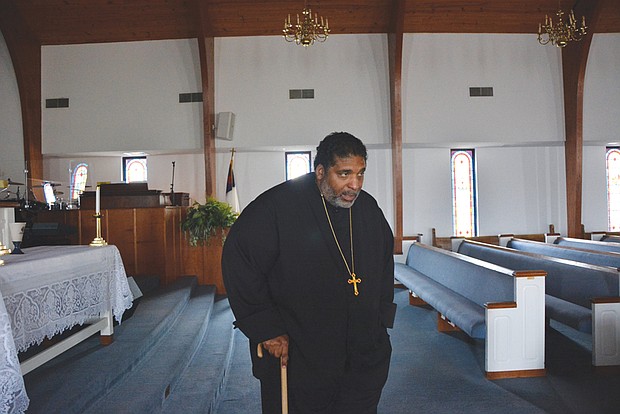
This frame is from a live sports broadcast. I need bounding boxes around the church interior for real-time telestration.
[1,1,620,412]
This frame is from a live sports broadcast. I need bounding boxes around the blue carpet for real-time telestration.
[85,284,216,413]
[23,276,200,413]
[23,284,620,413]
[215,329,262,414]
[378,288,620,414]
[162,297,236,413]
[378,289,547,413]
[216,288,620,413]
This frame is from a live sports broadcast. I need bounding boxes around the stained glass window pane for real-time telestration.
[124,157,147,183]
[70,163,88,201]
[451,149,477,237]
[606,148,620,231]
[286,151,311,180]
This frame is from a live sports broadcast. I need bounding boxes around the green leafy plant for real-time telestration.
[181,197,238,246]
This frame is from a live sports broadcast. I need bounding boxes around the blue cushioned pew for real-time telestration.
[457,239,620,367]
[394,242,546,379]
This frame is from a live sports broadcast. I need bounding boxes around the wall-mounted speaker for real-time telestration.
[216,112,235,140]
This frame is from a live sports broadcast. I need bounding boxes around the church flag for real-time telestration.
[226,149,240,213]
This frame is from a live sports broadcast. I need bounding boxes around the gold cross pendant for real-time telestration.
[348,273,361,296]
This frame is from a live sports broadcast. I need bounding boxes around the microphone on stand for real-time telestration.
[23,161,29,208]
[170,161,176,206]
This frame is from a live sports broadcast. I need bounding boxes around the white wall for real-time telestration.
[581,34,620,233]
[0,32,25,184]
[215,35,391,148]
[2,32,620,238]
[584,34,620,143]
[41,39,203,155]
[403,34,564,145]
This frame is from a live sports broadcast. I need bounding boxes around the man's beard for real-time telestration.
[318,178,360,209]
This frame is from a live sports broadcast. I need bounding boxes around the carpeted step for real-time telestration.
[213,326,261,414]
[23,276,199,414]
[84,284,217,413]
[161,297,236,414]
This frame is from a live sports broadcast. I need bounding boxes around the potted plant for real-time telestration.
[180,197,238,293]
[181,197,238,247]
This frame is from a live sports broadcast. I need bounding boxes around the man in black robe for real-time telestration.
[222,132,396,414]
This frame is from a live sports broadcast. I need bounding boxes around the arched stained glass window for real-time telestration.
[451,149,477,237]
[70,163,88,201]
[606,147,620,231]
[123,157,147,183]
[286,151,312,180]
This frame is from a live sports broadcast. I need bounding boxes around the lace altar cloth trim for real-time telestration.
[0,299,28,414]
[0,245,134,413]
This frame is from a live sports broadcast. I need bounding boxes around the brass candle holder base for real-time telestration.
[0,244,10,255]
[90,237,108,247]
[90,213,108,247]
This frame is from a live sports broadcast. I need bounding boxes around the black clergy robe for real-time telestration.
[222,172,396,399]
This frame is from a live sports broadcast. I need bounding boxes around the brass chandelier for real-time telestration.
[283,6,330,47]
[538,6,587,47]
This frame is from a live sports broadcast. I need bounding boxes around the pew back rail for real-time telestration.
[395,242,546,379]
[553,236,620,254]
[506,237,620,270]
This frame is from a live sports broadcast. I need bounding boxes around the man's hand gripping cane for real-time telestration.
[257,334,289,414]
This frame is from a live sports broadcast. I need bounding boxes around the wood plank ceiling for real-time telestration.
[9,0,620,46]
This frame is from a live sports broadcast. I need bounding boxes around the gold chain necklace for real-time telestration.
[321,194,361,296]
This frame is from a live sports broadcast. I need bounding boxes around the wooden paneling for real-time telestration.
[135,208,165,276]
[79,210,97,245]
[105,209,136,273]
[163,207,183,287]
[33,207,198,290]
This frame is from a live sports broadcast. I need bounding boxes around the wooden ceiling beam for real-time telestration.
[389,0,405,253]
[562,0,604,238]
[0,0,43,201]
[11,1,620,46]
[195,0,217,198]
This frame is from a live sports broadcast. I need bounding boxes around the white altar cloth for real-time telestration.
[0,245,134,414]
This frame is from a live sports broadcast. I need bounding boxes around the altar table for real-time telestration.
[0,245,134,413]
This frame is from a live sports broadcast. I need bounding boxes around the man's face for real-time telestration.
[316,155,366,208]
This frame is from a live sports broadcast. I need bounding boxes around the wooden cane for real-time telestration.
[280,358,288,414]
[257,343,288,414]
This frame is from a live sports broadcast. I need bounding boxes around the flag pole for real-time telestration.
[226,148,240,213]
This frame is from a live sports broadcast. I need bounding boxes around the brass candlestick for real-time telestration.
[90,213,108,247]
